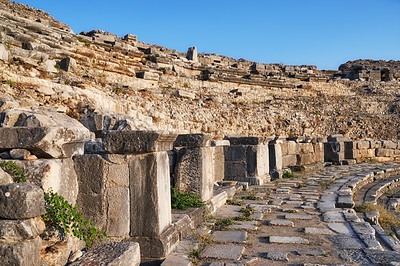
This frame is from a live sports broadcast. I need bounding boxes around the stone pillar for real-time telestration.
[224,136,270,185]
[186,47,198,62]
[211,139,230,183]
[101,130,178,258]
[269,137,283,180]
[324,134,349,163]
[172,134,214,202]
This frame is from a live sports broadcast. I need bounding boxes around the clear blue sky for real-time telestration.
[15,0,400,70]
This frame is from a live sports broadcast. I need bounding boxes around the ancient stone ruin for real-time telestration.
[0,0,400,265]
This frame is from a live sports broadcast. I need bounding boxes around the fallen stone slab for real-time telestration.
[228,221,258,231]
[212,231,247,243]
[69,242,140,266]
[0,127,91,158]
[199,244,245,260]
[296,250,326,256]
[328,235,364,249]
[264,251,288,261]
[269,236,309,244]
[285,214,312,220]
[284,201,304,205]
[327,223,353,234]
[161,253,192,266]
[268,220,294,227]
[0,183,45,219]
[304,227,334,235]
[323,212,360,223]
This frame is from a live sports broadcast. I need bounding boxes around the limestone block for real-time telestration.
[136,71,159,81]
[370,140,382,149]
[225,146,246,161]
[186,47,198,62]
[0,217,45,243]
[9,149,30,159]
[69,242,140,266]
[0,237,42,266]
[314,142,324,162]
[41,59,58,73]
[173,134,212,148]
[58,56,77,72]
[297,153,314,165]
[324,142,345,162]
[327,134,350,142]
[0,126,90,158]
[210,140,230,146]
[0,183,45,219]
[225,136,268,145]
[212,146,225,182]
[269,142,282,180]
[382,141,397,149]
[129,152,172,237]
[74,155,129,233]
[175,90,196,99]
[376,149,394,157]
[106,188,130,237]
[0,43,10,63]
[102,130,177,154]
[282,154,297,167]
[0,168,13,185]
[280,141,288,156]
[299,143,314,154]
[356,141,370,150]
[174,147,214,201]
[287,141,299,155]
[7,158,79,204]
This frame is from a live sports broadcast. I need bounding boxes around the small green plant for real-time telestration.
[171,187,204,210]
[284,209,298,213]
[319,180,334,190]
[212,218,235,230]
[239,206,255,217]
[187,232,215,263]
[43,189,108,248]
[1,80,17,87]
[226,199,244,206]
[241,192,261,200]
[0,161,26,182]
[297,183,306,188]
[54,63,61,69]
[282,171,295,178]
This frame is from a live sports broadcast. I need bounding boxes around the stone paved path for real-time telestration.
[162,163,400,265]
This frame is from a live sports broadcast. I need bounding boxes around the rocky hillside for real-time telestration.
[0,0,400,140]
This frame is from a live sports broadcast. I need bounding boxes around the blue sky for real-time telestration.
[15,0,400,70]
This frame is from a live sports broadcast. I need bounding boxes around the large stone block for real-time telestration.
[324,142,345,162]
[225,136,268,145]
[287,141,299,155]
[0,237,42,266]
[282,154,297,167]
[0,217,45,243]
[102,130,177,154]
[269,142,282,180]
[5,158,79,205]
[299,143,314,154]
[0,126,90,158]
[0,183,45,219]
[296,153,314,165]
[174,147,214,201]
[212,146,225,182]
[70,241,140,266]
[173,133,212,148]
[376,148,394,157]
[129,152,172,237]
[74,155,129,235]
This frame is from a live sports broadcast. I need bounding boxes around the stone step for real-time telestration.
[269,236,309,244]
[199,244,245,260]
[268,220,294,227]
[211,231,247,243]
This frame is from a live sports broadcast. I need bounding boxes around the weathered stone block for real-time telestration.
[225,136,268,145]
[129,152,172,237]
[327,134,350,142]
[0,183,45,219]
[376,148,394,157]
[212,146,225,182]
[282,154,297,167]
[297,153,314,165]
[0,217,45,243]
[74,155,129,233]
[224,146,246,161]
[174,147,214,201]
[269,142,282,180]
[0,127,90,158]
[58,56,77,72]
[8,158,79,205]
[287,141,298,155]
[186,46,198,62]
[106,188,130,237]
[136,71,159,81]
[102,130,177,154]
[69,241,140,266]
[370,140,382,149]
[299,143,314,154]
[382,141,397,149]
[0,168,13,185]
[0,237,41,266]
[357,140,370,150]
[224,161,246,178]
[324,142,345,162]
[173,133,211,148]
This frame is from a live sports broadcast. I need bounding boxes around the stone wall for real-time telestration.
[281,137,325,169]
[345,140,400,163]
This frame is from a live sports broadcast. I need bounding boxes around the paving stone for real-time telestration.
[328,235,364,249]
[285,214,311,220]
[200,244,245,260]
[249,212,263,221]
[161,253,191,266]
[284,201,304,205]
[323,212,359,223]
[212,231,247,243]
[364,249,400,264]
[248,204,271,213]
[269,236,309,244]
[304,227,334,235]
[276,188,290,194]
[228,221,258,231]
[268,220,294,227]
[214,205,242,219]
[265,251,288,261]
[327,223,353,234]
[296,250,326,256]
